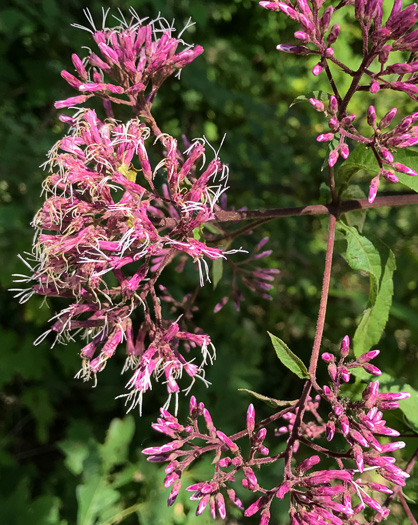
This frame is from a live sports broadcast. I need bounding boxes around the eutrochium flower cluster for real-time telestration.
[11,9,276,413]
[13,1,418,523]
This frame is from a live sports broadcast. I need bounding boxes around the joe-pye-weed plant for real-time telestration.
[11,0,418,523]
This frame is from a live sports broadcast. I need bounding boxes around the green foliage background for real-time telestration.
[0,0,417,523]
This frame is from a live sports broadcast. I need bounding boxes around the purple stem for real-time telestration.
[153,194,418,231]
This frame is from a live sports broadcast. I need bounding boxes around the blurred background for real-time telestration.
[1,0,417,523]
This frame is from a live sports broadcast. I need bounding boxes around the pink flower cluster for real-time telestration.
[11,9,279,416]
[214,236,280,312]
[11,11,252,412]
[260,0,418,203]
[16,105,230,410]
[56,9,203,115]
[144,335,410,524]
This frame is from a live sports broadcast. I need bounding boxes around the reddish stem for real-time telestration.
[309,214,336,379]
[399,493,418,525]
[153,193,418,231]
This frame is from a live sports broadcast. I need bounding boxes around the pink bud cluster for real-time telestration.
[143,398,266,519]
[143,336,409,525]
[56,10,203,114]
[260,0,418,202]
[144,332,410,524]
[260,0,339,77]
[143,335,409,523]
[320,337,410,483]
[214,236,280,312]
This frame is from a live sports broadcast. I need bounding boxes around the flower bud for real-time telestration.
[317,133,334,142]
[312,63,323,76]
[247,404,255,435]
[276,44,312,55]
[367,105,376,127]
[327,24,340,45]
[328,117,339,131]
[379,147,394,163]
[342,114,356,126]
[216,430,239,453]
[363,363,382,375]
[362,380,379,408]
[309,98,325,112]
[168,480,182,506]
[379,108,397,129]
[328,95,338,115]
[393,162,418,176]
[340,335,350,357]
[353,445,364,472]
[381,169,398,183]
[294,30,310,42]
[216,492,226,519]
[297,455,321,473]
[328,149,339,167]
[326,420,335,441]
[340,415,350,434]
[370,80,380,93]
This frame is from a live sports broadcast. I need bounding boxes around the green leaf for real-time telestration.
[336,143,378,195]
[58,419,98,476]
[212,258,223,289]
[290,90,332,107]
[340,184,367,232]
[268,332,309,379]
[238,388,298,408]
[335,143,418,194]
[337,223,396,357]
[193,224,204,241]
[390,148,418,193]
[100,416,135,473]
[77,474,120,525]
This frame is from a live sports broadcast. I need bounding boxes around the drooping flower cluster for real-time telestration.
[144,335,410,524]
[10,9,280,415]
[14,105,233,410]
[260,0,418,202]
[10,9,258,412]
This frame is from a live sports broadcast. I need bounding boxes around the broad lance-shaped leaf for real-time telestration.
[268,332,309,379]
[238,388,298,409]
[337,223,396,357]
